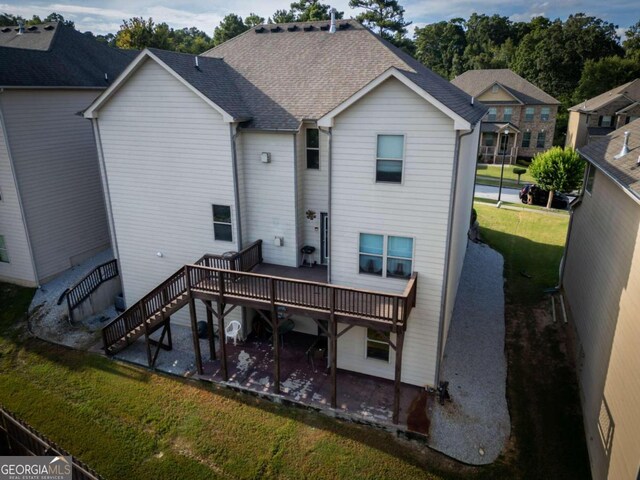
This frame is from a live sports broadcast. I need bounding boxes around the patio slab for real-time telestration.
[115,325,426,430]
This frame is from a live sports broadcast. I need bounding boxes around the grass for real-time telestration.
[0,206,589,479]
[476,164,534,189]
[474,197,569,215]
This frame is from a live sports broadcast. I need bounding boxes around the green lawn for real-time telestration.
[476,164,534,189]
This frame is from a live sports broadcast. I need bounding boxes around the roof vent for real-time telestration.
[338,23,350,30]
[255,26,265,33]
[28,25,38,31]
[1,27,10,33]
[104,73,108,82]
[471,96,475,106]
[320,24,330,31]
[270,26,281,33]
[17,21,24,35]
[303,25,314,32]
[195,56,199,69]
[329,8,337,33]
[615,131,630,159]
[287,25,299,32]
[44,25,55,30]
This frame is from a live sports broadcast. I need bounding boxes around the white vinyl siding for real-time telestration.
[1,90,110,282]
[238,132,297,267]
[563,171,640,480]
[96,59,240,326]
[0,111,36,285]
[330,77,457,387]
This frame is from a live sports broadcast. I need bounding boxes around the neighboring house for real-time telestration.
[452,69,560,163]
[83,19,486,418]
[566,79,640,150]
[562,119,640,480]
[0,22,133,286]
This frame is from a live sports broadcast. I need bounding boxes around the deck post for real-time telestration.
[330,287,337,409]
[188,297,203,375]
[270,277,280,394]
[205,300,216,360]
[141,303,152,368]
[393,326,405,425]
[217,296,228,381]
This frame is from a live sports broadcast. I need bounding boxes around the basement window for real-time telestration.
[366,328,390,361]
[0,235,9,263]
[212,205,232,242]
[306,128,319,169]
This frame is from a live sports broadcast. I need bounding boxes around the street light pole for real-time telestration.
[497,128,510,207]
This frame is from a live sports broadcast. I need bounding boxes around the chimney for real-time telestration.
[615,131,630,159]
[17,21,24,35]
[329,8,336,33]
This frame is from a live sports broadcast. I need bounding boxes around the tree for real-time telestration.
[624,20,640,60]
[0,13,24,26]
[573,56,640,103]
[244,13,265,27]
[290,1,343,22]
[270,9,296,23]
[115,17,173,50]
[528,147,584,208]
[415,19,466,79]
[44,12,74,28]
[349,0,410,41]
[213,13,248,46]
[171,27,212,54]
[462,13,515,69]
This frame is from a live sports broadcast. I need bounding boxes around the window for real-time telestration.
[306,128,319,169]
[0,236,8,263]
[366,328,390,361]
[625,115,639,125]
[540,107,550,122]
[599,115,613,127]
[521,131,531,148]
[487,107,497,122]
[376,134,404,183]
[359,233,413,279]
[525,107,534,121]
[503,107,512,122]
[536,131,546,149]
[585,163,596,194]
[484,133,495,147]
[491,84,499,93]
[212,205,232,242]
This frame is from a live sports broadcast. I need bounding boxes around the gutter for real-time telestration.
[319,126,332,283]
[434,126,475,386]
[0,91,40,286]
[229,124,243,249]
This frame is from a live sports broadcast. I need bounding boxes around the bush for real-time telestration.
[513,167,527,175]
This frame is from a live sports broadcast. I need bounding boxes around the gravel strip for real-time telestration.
[428,241,510,465]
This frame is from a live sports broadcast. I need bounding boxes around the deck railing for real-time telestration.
[66,259,119,321]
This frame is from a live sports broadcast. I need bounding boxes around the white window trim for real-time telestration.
[585,163,596,197]
[357,232,415,279]
[374,133,406,185]
[525,107,535,122]
[540,107,550,122]
[212,204,233,242]
[305,127,320,170]
[487,108,497,122]
[503,107,513,122]
[364,328,392,363]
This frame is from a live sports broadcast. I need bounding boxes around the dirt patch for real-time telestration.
[406,390,431,434]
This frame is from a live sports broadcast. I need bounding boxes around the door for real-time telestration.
[499,133,509,155]
[320,212,328,265]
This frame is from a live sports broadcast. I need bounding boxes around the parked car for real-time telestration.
[519,184,569,209]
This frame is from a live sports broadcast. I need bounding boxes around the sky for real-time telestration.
[0,0,638,36]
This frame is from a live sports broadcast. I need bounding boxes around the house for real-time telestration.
[0,22,133,286]
[451,69,560,163]
[561,119,640,479]
[566,79,640,150]
[83,18,486,423]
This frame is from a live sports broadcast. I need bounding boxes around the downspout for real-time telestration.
[0,91,40,286]
[319,126,332,283]
[229,124,243,250]
[434,127,474,386]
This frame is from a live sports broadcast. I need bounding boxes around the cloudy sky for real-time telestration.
[0,0,637,35]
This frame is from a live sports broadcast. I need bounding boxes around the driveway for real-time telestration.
[474,184,521,203]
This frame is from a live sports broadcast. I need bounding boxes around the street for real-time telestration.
[474,184,522,204]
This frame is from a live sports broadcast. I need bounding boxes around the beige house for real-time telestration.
[562,119,640,479]
[566,79,640,150]
[83,18,486,421]
[0,22,132,286]
[452,69,560,163]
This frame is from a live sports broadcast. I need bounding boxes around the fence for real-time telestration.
[0,407,103,480]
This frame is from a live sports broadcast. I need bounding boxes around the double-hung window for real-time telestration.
[375,134,404,183]
[487,107,497,122]
[484,133,495,147]
[521,131,531,148]
[540,107,550,122]
[503,107,512,122]
[598,115,612,127]
[306,128,319,169]
[525,107,534,121]
[366,328,390,361]
[359,233,413,279]
[0,235,8,263]
[536,131,546,149]
[212,205,233,242]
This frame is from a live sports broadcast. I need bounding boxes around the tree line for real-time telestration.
[2,2,639,144]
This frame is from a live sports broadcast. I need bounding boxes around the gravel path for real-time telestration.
[428,241,509,465]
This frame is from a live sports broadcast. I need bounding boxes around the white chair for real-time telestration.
[225,320,242,346]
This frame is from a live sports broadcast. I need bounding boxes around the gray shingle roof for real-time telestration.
[451,69,560,105]
[568,78,640,112]
[0,22,134,87]
[200,20,486,130]
[578,118,640,200]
